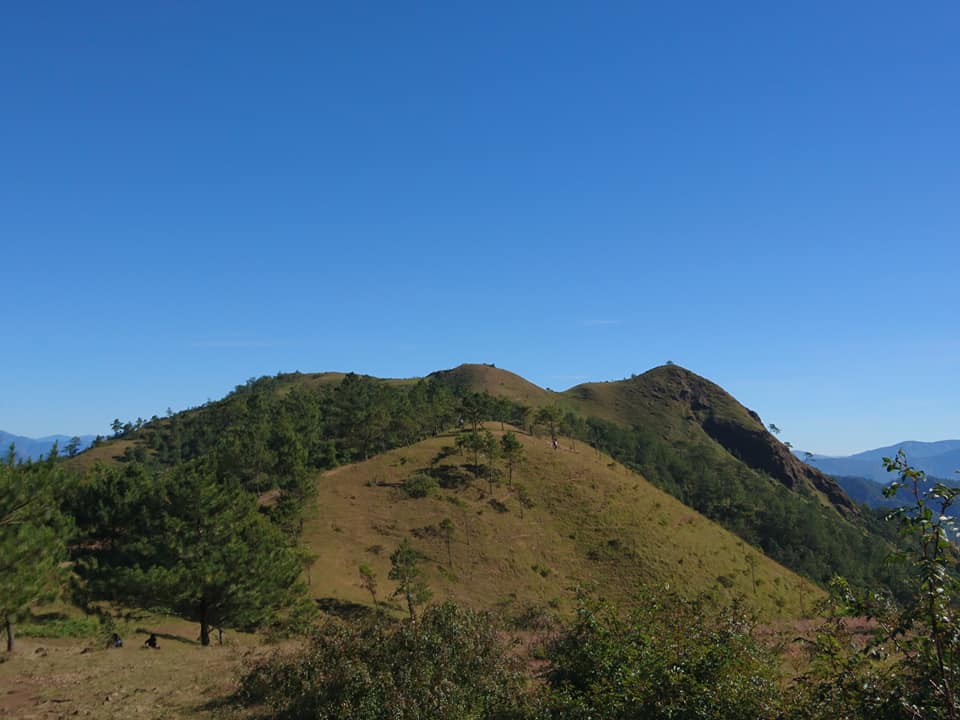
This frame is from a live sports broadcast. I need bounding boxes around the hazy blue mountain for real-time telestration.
[799,440,960,484]
[0,430,95,462]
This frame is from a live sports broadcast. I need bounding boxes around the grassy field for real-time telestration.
[0,611,264,719]
[302,424,823,620]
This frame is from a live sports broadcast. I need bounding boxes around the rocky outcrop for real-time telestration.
[702,415,858,517]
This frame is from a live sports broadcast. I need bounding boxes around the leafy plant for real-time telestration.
[236,602,532,720]
[790,451,960,719]
[402,472,438,498]
[542,587,783,719]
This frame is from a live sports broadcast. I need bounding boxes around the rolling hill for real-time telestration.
[303,424,820,619]
[69,361,909,609]
[425,363,855,516]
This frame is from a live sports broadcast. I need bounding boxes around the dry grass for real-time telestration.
[302,424,822,620]
[0,615,264,719]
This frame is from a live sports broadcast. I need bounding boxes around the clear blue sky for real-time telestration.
[2,2,957,455]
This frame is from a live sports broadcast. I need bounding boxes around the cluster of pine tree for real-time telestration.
[1,374,525,649]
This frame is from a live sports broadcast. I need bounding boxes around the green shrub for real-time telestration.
[18,615,104,639]
[542,588,783,719]
[237,602,533,719]
[402,472,439,498]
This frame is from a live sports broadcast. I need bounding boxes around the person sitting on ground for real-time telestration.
[107,632,122,649]
[144,633,159,649]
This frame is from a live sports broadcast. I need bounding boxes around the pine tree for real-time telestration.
[500,432,524,487]
[389,539,431,622]
[87,463,307,646]
[0,458,70,652]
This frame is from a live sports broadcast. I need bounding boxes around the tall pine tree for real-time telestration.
[1,456,70,652]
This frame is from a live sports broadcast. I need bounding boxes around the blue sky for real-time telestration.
[1,2,957,455]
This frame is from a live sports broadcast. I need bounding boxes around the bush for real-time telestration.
[402,472,439,498]
[542,588,783,720]
[237,602,533,719]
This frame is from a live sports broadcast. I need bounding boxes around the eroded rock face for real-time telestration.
[639,365,857,518]
[701,415,858,517]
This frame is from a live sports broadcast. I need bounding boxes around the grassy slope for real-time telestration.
[303,424,821,620]
[429,364,554,407]
[431,364,852,513]
[563,365,760,438]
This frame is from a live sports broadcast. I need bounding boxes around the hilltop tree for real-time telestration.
[65,436,82,457]
[1,458,70,652]
[768,423,781,436]
[389,538,431,622]
[500,432,524,487]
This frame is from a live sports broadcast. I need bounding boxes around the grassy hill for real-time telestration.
[423,363,855,516]
[67,361,904,606]
[561,365,856,515]
[428,364,553,407]
[304,425,820,620]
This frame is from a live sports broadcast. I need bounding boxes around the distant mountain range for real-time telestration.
[0,430,95,462]
[800,440,960,484]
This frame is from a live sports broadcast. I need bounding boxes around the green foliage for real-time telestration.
[542,588,783,720]
[17,614,103,639]
[535,405,564,440]
[566,413,908,599]
[500,431,524,486]
[236,602,533,720]
[513,481,535,519]
[0,457,71,651]
[790,452,960,719]
[137,374,522,482]
[70,462,309,645]
[402,472,439,498]
[358,563,379,607]
[389,539,432,622]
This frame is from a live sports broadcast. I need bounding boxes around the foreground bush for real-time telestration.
[542,589,783,720]
[237,602,532,719]
[788,451,960,720]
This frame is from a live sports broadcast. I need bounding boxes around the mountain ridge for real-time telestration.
[0,430,95,462]
[801,440,960,484]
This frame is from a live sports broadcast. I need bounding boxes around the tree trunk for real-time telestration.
[405,590,417,623]
[199,602,210,647]
[4,617,13,653]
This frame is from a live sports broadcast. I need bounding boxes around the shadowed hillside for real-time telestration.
[562,365,856,515]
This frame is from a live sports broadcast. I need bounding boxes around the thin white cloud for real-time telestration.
[189,340,278,349]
